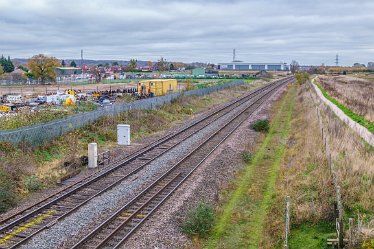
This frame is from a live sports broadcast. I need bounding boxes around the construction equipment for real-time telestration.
[63,97,76,107]
[0,104,17,113]
[65,89,75,96]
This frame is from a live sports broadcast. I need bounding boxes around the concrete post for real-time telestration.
[88,143,97,169]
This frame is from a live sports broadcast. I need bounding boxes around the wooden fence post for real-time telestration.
[336,185,344,248]
[284,196,290,249]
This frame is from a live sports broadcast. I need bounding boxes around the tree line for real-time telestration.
[1,53,195,84]
[0,55,15,74]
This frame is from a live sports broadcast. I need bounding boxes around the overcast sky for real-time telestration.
[1,0,373,66]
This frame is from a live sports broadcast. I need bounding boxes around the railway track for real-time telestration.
[0,76,293,249]
[71,77,293,249]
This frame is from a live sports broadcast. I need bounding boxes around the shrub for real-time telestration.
[181,202,215,238]
[295,72,310,85]
[251,119,270,133]
[0,170,17,213]
[23,175,42,192]
[242,151,253,163]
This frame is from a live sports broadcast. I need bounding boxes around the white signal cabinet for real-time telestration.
[117,124,130,145]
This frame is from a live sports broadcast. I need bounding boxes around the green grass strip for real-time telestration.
[315,82,374,133]
[206,85,296,249]
[246,87,295,248]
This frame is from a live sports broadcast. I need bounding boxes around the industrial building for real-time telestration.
[218,62,289,71]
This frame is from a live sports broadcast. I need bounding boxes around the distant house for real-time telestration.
[192,68,206,76]
[368,62,374,70]
[55,67,82,76]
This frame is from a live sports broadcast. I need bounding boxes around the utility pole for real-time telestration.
[81,49,84,79]
[335,54,339,67]
[233,49,236,62]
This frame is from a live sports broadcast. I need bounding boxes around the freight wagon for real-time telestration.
[138,79,178,97]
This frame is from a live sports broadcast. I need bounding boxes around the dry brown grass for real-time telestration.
[260,84,335,248]
[319,90,374,213]
[261,81,374,248]
[319,75,374,122]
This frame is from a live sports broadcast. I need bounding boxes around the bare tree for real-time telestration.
[155,57,168,72]
[290,60,299,74]
[90,66,102,83]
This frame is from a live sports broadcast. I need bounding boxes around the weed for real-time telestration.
[35,148,59,162]
[0,141,16,153]
[251,119,270,133]
[242,151,253,163]
[362,239,374,249]
[72,101,97,113]
[0,170,18,212]
[181,202,215,239]
[23,175,42,192]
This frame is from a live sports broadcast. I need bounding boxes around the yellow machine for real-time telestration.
[65,89,75,96]
[0,104,17,113]
[138,79,178,97]
[63,97,76,107]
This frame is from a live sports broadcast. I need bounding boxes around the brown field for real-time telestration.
[318,75,374,122]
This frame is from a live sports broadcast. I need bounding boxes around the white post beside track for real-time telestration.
[88,142,98,169]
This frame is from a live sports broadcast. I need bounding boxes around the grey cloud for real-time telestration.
[0,0,373,65]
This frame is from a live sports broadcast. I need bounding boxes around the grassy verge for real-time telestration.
[205,83,296,248]
[315,81,374,132]
[259,83,337,248]
[289,222,335,249]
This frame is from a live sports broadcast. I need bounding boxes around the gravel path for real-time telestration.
[21,86,267,249]
[121,84,288,249]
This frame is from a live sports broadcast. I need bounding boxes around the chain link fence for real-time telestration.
[0,80,244,145]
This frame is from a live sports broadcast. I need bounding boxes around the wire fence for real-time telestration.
[308,80,345,248]
[0,80,244,146]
